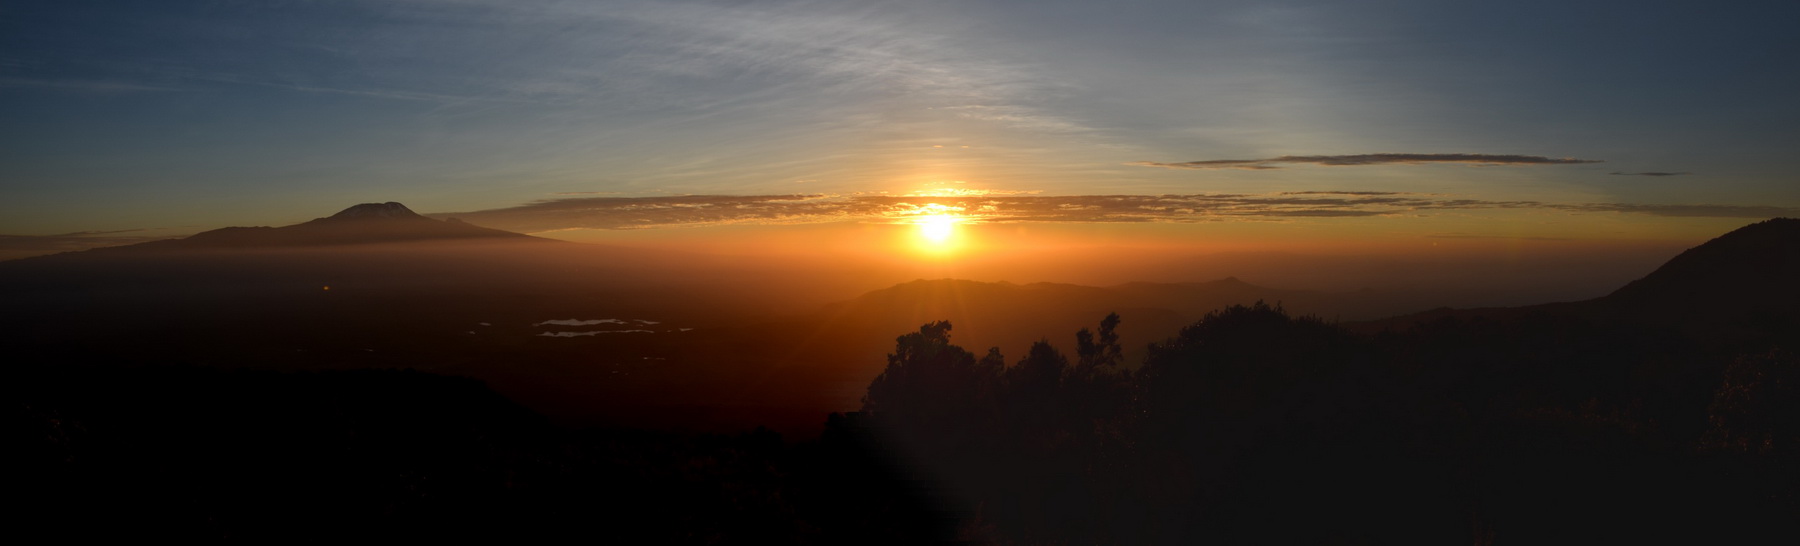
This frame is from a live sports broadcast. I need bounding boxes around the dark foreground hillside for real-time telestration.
[12,302,1797,544]
[850,306,1799,544]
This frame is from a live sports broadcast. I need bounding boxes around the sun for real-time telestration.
[912,213,964,253]
[920,214,956,243]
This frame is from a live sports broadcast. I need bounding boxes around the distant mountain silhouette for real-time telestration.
[126,201,546,250]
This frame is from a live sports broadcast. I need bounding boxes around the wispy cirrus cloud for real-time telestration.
[8,0,1081,133]
[427,192,1796,234]
[0,78,180,93]
[1131,153,1602,170]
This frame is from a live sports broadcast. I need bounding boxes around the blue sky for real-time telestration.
[3,0,1797,246]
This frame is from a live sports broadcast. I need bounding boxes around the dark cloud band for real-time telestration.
[426,193,1794,233]
[1132,153,1602,170]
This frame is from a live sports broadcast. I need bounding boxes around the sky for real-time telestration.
[3,0,1798,264]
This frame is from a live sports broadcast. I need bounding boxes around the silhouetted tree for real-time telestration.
[1139,301,1350,429]
[1075,311,1125,370]
[862,321,1001,424]
[860,321,1004,477]
[1001,341,1069,451]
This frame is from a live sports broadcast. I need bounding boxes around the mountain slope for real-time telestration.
[1596,217,1800,344]
[1352,218,1800,346]
[1606,218,1800,308]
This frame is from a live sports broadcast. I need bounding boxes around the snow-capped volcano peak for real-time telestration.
[326,202,424,221]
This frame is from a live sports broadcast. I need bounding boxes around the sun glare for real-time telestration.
[920,214,956,242]
[913,213,964,254]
